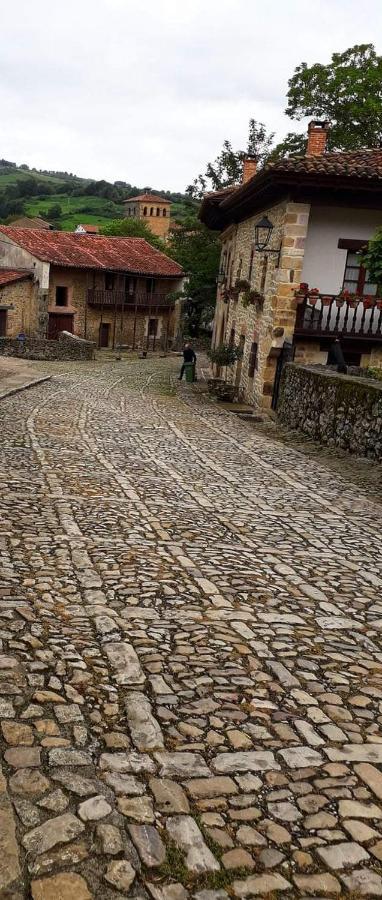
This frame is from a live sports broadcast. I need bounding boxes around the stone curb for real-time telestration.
[0,374,52,401]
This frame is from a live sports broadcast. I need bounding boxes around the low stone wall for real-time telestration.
[278,363,382,461]
[0,332,95,361]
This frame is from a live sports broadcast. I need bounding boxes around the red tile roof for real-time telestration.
[264,148,382,180]
[0,228,184,278]
[200,149,382,229]
[123,193,171,204]
[0,269,32,286]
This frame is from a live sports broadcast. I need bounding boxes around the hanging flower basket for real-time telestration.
[235,279,250,292]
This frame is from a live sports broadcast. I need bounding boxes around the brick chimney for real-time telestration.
[242,157,257,183]
[307,120,329,156]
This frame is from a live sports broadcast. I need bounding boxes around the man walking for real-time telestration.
[179,342,197,381]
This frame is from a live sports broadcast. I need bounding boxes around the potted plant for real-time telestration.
[242,289,264,309]
[294,283,309,304]
[363,294,376,309]
[207,343,244,401]
[321,295,332,307]
[347,294,360,309]
[308,288,320,307]
[376,298,382,310]
[335,289,351,307]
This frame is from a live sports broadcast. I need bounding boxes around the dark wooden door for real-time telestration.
[99,323,110,348]
[0,310,7,336]
[48,314,73,340]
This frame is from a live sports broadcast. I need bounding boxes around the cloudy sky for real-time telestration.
[1,0,381,192]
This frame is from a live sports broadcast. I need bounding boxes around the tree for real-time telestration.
[47,204,62,219]
[286,44,382,150]
[168,216,221,336]
[186,119,275,199]
[100,217,166,251]
[362,229,382,288]
[267,132,307,162]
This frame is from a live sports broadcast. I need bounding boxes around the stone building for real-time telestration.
[200,122,382,408]
[0,227,184,349]
[123,193,171,240]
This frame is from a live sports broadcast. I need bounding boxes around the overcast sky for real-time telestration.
[1,0,381,192]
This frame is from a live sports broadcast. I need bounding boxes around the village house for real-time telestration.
[0,227,184,349]
[74,224,100,234]
[123,193,171,240]
[200,122,382,408]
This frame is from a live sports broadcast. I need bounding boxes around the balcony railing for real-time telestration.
[294,294,382,341]
[87,290,175,308]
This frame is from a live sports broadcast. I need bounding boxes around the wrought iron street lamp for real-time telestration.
[254,216,281,265]
[254,215,274,251]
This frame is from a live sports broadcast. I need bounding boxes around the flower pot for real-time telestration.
[363,299,375,310]
[321,296,332,307]
[335,298,345,308]
[376,299,382,310]
[309,297,318,307]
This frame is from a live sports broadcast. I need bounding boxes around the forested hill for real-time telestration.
[0,158,195,230]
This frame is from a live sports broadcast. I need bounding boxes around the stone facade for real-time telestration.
[212,201,310,408]
[278,363,382,461]
[0,264,182,350]
[0,277,37,337]
[123,196,171,240]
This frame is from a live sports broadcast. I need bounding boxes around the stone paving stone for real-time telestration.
[30,872,92,900]
[1,355,382,897]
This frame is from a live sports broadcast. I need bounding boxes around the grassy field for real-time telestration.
[0,163,196,229]
[24,195,124,230]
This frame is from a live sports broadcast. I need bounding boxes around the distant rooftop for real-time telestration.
[123,193,171,205]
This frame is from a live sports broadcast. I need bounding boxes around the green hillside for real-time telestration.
[0,159,196,230]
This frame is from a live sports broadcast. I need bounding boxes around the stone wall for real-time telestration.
[278,363,382,461]
[0,333,95,361]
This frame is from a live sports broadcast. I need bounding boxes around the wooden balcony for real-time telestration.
[87,290,175,309]
[294,294,382,342]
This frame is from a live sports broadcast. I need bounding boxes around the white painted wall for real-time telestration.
[301,206,382,293]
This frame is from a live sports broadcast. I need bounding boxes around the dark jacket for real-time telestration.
[183,347,196,363]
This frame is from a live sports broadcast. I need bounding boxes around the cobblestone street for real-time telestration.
[1,355,382,899]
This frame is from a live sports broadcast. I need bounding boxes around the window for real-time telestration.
[162,208,167,217]
[146,278,155,295]
[55,286,68,307]
[150,207,154,216]
[143,206,148,216]
[260,256,268,293]
[342,251,377,296]
[148,318,158,336]
[105,273,115,291]
[248,342,258,378]
[236,258,243,281]
[156,207,160,216]
[248,245,255,282]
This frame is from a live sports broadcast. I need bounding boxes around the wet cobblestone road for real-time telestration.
[1,355,382,899]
